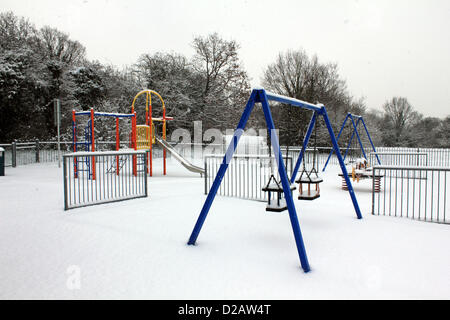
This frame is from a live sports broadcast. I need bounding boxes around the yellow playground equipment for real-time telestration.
[131,89,173,176]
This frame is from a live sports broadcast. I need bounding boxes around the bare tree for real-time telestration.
[382,97,420,146]
[262,49,348,105]
[261,49,353,145]
[38,26,86,65]
[135,41,250,133]
[192,33,249,108]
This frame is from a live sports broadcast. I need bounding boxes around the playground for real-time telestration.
[0,159,449,299]
[1,0,450,303]
[0,88,449,299]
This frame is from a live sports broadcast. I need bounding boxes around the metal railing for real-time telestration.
[374,147,450,167]
[2,139,450,169]
[372,166,449,224]
[0,141,40,167]
[63,150,148,210]
[282,146,375,169]
[204,154,293,201]
[0,140,169,168]
[369,152,428,167]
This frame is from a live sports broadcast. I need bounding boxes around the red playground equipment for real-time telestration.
[71,89,173,179]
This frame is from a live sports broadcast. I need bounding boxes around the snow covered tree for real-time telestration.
[0,12,88,141]
[413,117,443,148]
[0,12,39,50]
[68,63,106,110]
[437,116,450,147]
[0,47,51,141]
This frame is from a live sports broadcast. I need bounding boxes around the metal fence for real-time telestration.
[281,146,384,170]
[374,147,450,167]
[369,152,428,167]
[204,155,293,201]
[282,146,337,168]
[319,146,449,168]
[372,166,449,224]
[63,150,148,210]
[2,139,450,169]
[0,141,44,167]
[0,140,168,168]
[285,146,450,168]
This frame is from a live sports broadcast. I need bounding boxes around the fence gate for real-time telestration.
[63,150,148,210]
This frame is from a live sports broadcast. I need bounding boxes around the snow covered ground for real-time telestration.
[0,159,449,299]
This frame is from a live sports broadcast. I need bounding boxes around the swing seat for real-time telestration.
[262,175,296,213]
[296,176,323,201]
[263,184,296,212]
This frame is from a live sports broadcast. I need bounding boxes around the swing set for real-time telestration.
[322,113,380,171]
[321,113,382,191]
[187,88,362,273]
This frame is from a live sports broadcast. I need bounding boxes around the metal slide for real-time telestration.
[155,137,205,175]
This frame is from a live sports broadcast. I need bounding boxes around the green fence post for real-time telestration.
[0,147,5,176]
[12,140,17,168]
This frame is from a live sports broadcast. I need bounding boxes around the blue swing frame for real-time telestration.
[187,89,362,273]
[322,113,381,172]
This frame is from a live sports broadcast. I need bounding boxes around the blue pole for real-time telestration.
[360,118,381,165]
[187,90,258,245]
[259,90,310,272]
[72,115,77,177]
[350,117,368,160]
[290,112,317,184]
[321,107,363,219]
[343,118,357,163]
[322,113,351,172]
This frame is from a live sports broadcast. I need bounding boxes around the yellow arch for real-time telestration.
[131,89,165,114]
[131,89,170,149]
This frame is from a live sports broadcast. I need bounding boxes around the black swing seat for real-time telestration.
[262,175,296,212]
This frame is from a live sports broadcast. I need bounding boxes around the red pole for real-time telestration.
[90,108,96,180]
[116,117,120,175]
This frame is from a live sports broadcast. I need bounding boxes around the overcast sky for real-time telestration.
[2,0,449,118]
